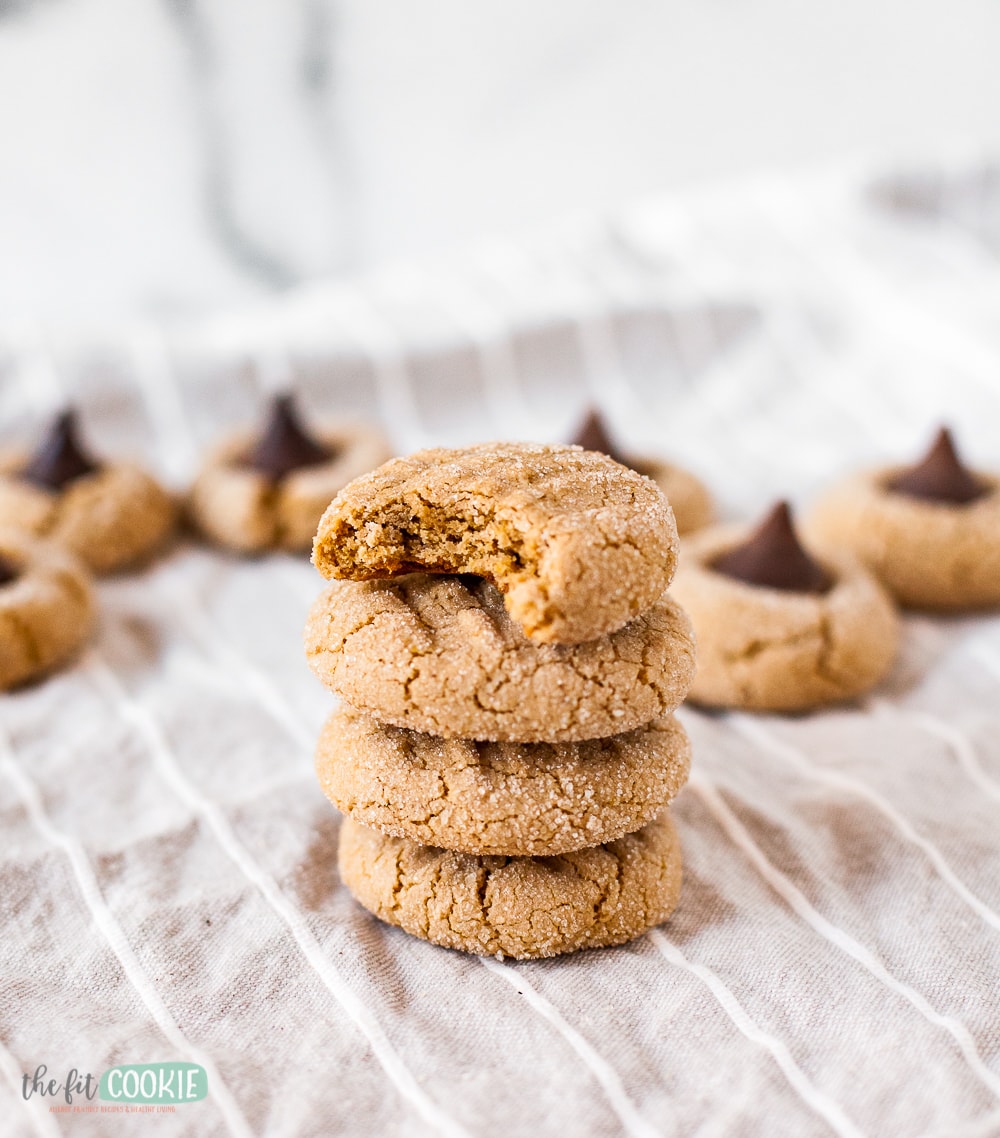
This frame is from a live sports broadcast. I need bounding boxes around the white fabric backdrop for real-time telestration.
[2,158,1000,1137]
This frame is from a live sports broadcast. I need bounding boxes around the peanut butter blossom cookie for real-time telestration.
[188,393,391,553]
[312,441,679,645]
[0,528,94,689]
[338,812,682,959]
[572,410,714,535]
[806,427,1000,610]
[304,573,696,741]
[0,411,177,574]
[316,705,691,856]
[671,502,899,711]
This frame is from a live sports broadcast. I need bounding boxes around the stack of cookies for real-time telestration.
[304,442,697,959]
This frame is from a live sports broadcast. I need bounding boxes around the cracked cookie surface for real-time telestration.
[304,573,696,741]
[671,524,899,711]
[0,529,94,689]
[338,811,682,959]
[805,467,1000,611]
[188,423,391,553]
[316,705,691,856]
[312,442,679,645]
[0,456,176,574]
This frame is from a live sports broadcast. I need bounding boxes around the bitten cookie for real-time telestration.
[305,573,696,741]
[338,812,682,959]
[573,410,713,535]
[0,411,176,574]
[805,428,1000,611]
[0,528,94,689]
[188,394,391,553]
[671,503,899,711]
[316,705,691,856]
[312,441,679,645]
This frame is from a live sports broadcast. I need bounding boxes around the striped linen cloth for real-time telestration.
[2,157,1000,1138]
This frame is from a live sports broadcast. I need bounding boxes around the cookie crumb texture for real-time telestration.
[806,468,1000,611]
[312,442,679,645]
[0,458,176,574]
[305,574,696,741]
[672,526,899,711]
[188,424,391,553]
[0,530,94,689]
[338,813,682,959]
[317,706,691,856]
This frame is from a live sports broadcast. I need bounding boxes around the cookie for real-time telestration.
[304,573,696,741]
[572,410,713,534]
[0,528,94,689]
[0,411,177,574]
[312,441,679,645]
[806,428,1000,611]
[316,704,691,856]
[670,503,899,711]
[188,394,391,553]
[338,811,682,959]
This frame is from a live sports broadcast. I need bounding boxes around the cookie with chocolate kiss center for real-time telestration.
[244,394,332,481]
[571,409,631,468]
[21,410,100,491]
[887,427,987,505]
[713,501,831,594]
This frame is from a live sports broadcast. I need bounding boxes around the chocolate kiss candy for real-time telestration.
[244,394,332,481]
[21,410,99,491]
[571,409,631,467]
[713,501,832,594]
[0,555,18,586]
[887,426,987,505]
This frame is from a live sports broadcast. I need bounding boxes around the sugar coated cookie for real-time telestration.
[806,428,1000,611]
[0,411,177,574]
[188,394,391,553]
[312,441,678,645]
[572,410,713,534]
[304,573,696,741]
[316,704,691,856]
[338,812,682,959]
[671,503,899,711]
[0,528,94,689]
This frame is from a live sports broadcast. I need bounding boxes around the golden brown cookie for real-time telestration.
[0,412,176,575]
[188,395,391,553]
[316,704,691,856]
[312,442,679,645]
[338,812,682,959]
[805,431,1000,611]
[304,573,696,741]
[671,510,899,711]
[572,411,713,534]
[0,528,94,690]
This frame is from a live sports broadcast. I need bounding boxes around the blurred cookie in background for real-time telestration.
[571,409,713,534]
[805,426,1000,611]
[0,410,177,574]
[672,501,899,711]
[187,392,391,554]
[0,528,94,690]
